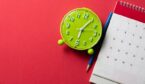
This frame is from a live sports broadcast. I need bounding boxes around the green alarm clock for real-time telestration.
[58,8,102,55]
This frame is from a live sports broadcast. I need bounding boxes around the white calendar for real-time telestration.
[90,1,145,84]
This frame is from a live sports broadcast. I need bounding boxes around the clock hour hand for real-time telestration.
[77,27,84,38]
[77,30,82,38]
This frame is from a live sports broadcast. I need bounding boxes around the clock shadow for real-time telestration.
[62,26,106,63]
[62,44,101,64]
[62,24,106,74]
[63,45,90,60]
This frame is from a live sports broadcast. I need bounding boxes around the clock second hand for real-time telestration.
[77,18,93,38]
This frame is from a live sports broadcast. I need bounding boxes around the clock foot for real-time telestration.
[88,49,94,55]
[58,39,64,45]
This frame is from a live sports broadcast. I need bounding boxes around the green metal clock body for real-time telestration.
[58,8,102,54]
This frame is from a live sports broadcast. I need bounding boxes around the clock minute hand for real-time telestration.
[81,18,93,30]
[77,18,93,38]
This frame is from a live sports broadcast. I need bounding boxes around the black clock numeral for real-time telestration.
[98,33,100,36]
[66,23,70,28]
[75,39,80,46]
[94,31,97,37]
[70,17,75,22]
[93,24,97,28]
[66,30,70,35]
[69,37,73,41]
[84,13,89,19]
[89,37,93,42]
[83,41,87,46]
[77,13,81,18]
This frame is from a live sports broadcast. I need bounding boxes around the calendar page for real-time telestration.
[90,13,145,84]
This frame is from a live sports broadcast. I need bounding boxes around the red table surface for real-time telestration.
[0,0,144,84]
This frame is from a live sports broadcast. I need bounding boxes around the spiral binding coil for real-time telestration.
[119,1,145,13]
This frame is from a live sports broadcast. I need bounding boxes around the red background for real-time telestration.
[0,0,144,84]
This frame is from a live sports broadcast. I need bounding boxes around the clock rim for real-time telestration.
[60,7,102,50]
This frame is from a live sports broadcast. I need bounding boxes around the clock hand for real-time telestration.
[77,29,94,31]
[77,18,93,39]
[77,31,81,38]
[81,18,93,30]
[77,28,83,38]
